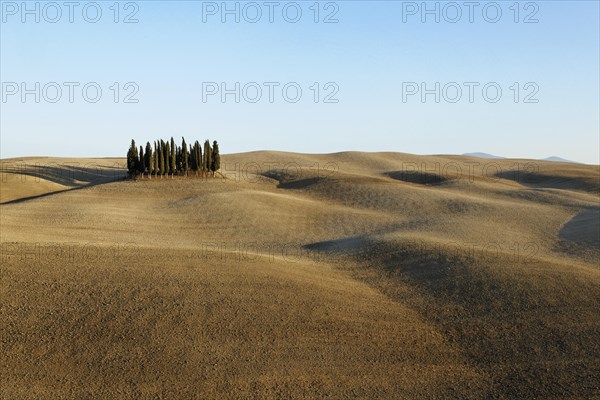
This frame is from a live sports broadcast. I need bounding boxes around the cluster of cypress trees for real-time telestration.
[127,137,220,178]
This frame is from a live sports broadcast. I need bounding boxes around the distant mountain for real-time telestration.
[543,156,578,164]
[462,152,505,159]
[462,153,580,164]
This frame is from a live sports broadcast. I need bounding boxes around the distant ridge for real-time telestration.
[543,156,578,164]
[462,152,505,159]
[463,153,581,164]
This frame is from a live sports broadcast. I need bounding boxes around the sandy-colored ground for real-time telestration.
[1,152,599,398]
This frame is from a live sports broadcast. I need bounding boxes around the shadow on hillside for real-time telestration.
[261,169,326,190]
[496,170,600,193]
[559,207,600,248]
[304,235,371,253]
[1,162,127,205]
[384,171,448,185]
[277,177,324,190]
[1,162,127,187]
[1,186,85,205]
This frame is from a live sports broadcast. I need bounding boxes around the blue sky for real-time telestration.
[1,1,599,163]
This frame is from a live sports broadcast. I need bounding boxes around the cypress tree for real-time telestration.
[139,146,145,174]
[190,143,196,173]
[163,140,167,175]
[134,144,139,174]
[145,142,153,179]
[163,140,167,176]
[165,141,169,175]
[165,141,171,176]
[211,141,220,176]
[170,137,176,176]
[203,140,212,177]
[127,139,138,177]
[182,137,189,175]
[196,140,202,177]
[192,143,197,175]
[160,140,165,176]
[154,140,159,176]
[159,140,165,177]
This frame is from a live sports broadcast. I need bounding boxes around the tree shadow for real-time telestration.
[1,162,127,187]
[1,162,127,204]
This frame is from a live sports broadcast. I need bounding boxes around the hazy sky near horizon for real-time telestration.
[1,1,599,163]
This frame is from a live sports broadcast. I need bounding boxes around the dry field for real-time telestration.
[1,152,599,399]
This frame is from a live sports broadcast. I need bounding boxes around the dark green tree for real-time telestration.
[165,141,171,176]
[154,140,159,176]
[196,141,202,176]
[126,139,139,177]
[203,140,212,176]
[211,140,220,176]
[170,137,176,176]
[163,140,168,176]
[139,145,145,174]
[159,140,165,177]
[181,137,189,175]
[192,143,197,175]
[189,143,196,172]
[159,140,164,176]
[145,142,153,178]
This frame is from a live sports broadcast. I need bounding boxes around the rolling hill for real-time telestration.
[1,152,599,399]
